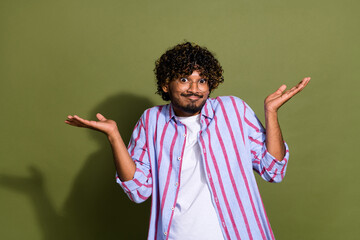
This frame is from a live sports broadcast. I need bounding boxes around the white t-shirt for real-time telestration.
[168,114,224,240]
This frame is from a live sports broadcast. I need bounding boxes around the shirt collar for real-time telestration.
[165,98,214,123]
[201,98,214,120]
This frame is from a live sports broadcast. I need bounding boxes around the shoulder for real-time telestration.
[208,96,259,121]
[209,95,246,109]
[141,104,167,118]
[140,104,170,125]
[142,104,166,115]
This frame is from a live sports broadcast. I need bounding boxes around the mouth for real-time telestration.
[187,95,201,101]
[181,93,203,101]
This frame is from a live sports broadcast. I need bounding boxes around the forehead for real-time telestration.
[181,70,203,79]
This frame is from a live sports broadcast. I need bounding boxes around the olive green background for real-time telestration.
[0,0,359,239]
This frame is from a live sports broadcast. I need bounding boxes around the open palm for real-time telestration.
[65,113,118,136]
[265,77,311,113]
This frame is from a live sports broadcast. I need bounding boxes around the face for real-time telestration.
[163,70,210,117]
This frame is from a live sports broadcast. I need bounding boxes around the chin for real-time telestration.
[181,102,205,114]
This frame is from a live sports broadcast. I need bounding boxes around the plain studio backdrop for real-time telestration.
[0,0,358,239]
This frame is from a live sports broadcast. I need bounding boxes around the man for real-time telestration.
[65,42,310,240]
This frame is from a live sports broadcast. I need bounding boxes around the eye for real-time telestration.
[180,78,188,83]
[199,79,207,84]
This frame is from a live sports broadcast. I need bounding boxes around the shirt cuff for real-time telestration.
[116,168,149,193]
[262,142,289,168]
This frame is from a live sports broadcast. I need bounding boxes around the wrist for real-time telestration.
[265,109,278,118]
[107,130,121,143]
[264,109,279,129]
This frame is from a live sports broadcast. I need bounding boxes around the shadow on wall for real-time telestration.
[0,93,155,240]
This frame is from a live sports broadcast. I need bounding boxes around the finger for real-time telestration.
[303,77,311,87]
[64,119,86,128]
[65,118,87,128]
[73,115,85,122]
[65,115,76,124]
[287,77,311,93]
[276,84,287,93]
[283,86,302,98]
[296,77,311,91]
[96,113,107,121]
[283,77,311,99]
[66,115,75,122]
[290,86,297,91]
[296,77,311,88]
[73,115,94,127]
[267,84,287,99]
[66,115,86,124]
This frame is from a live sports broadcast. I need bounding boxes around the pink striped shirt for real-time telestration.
[117,96,289,240]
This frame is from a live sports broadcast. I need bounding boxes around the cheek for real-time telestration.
[203,88,210,97]
[169,85,184,95]
[167,86,182,100]
[202,84,210,94]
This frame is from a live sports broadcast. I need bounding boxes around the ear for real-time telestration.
[162,84,169,93]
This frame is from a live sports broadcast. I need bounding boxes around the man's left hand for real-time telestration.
[265,77,311,113]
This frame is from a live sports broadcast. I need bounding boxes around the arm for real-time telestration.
[65,113,136,181]
[245,77,310,182]
[65,113,153,203]
[264,77,311,160]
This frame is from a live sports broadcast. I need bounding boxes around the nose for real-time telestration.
[188,81,200,92]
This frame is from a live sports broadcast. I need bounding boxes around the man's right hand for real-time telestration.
[65,113,118,137]
[65,113,136,181]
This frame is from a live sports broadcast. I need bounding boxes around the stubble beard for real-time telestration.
[170,93,207,115]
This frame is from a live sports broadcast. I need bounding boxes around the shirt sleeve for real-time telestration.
[116,113,152,203]
[243,101,289,183]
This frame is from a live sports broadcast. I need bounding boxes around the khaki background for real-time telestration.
[0,0,359,239]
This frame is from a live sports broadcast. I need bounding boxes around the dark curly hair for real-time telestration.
[154,42,224,101]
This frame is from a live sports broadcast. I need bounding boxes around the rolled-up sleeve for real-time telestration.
[116,113,152,203]
[243,101,289,183]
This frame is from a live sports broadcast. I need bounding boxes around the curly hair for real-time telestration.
[154,42,224,101]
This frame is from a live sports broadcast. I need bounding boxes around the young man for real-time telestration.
[66,42,310,240]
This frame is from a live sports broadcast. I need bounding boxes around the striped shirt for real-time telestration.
[117,96,289,240]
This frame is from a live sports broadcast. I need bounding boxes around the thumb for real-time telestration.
[96,113,107,121]
[276,84,287,94]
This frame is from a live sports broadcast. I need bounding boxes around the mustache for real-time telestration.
[180,93,203,98]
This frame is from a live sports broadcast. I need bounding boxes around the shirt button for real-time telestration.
[175,182,179,186]
[171,207,175,211]
[164,232,167,235]
[177,157,181,161]
[183,134,186,137]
